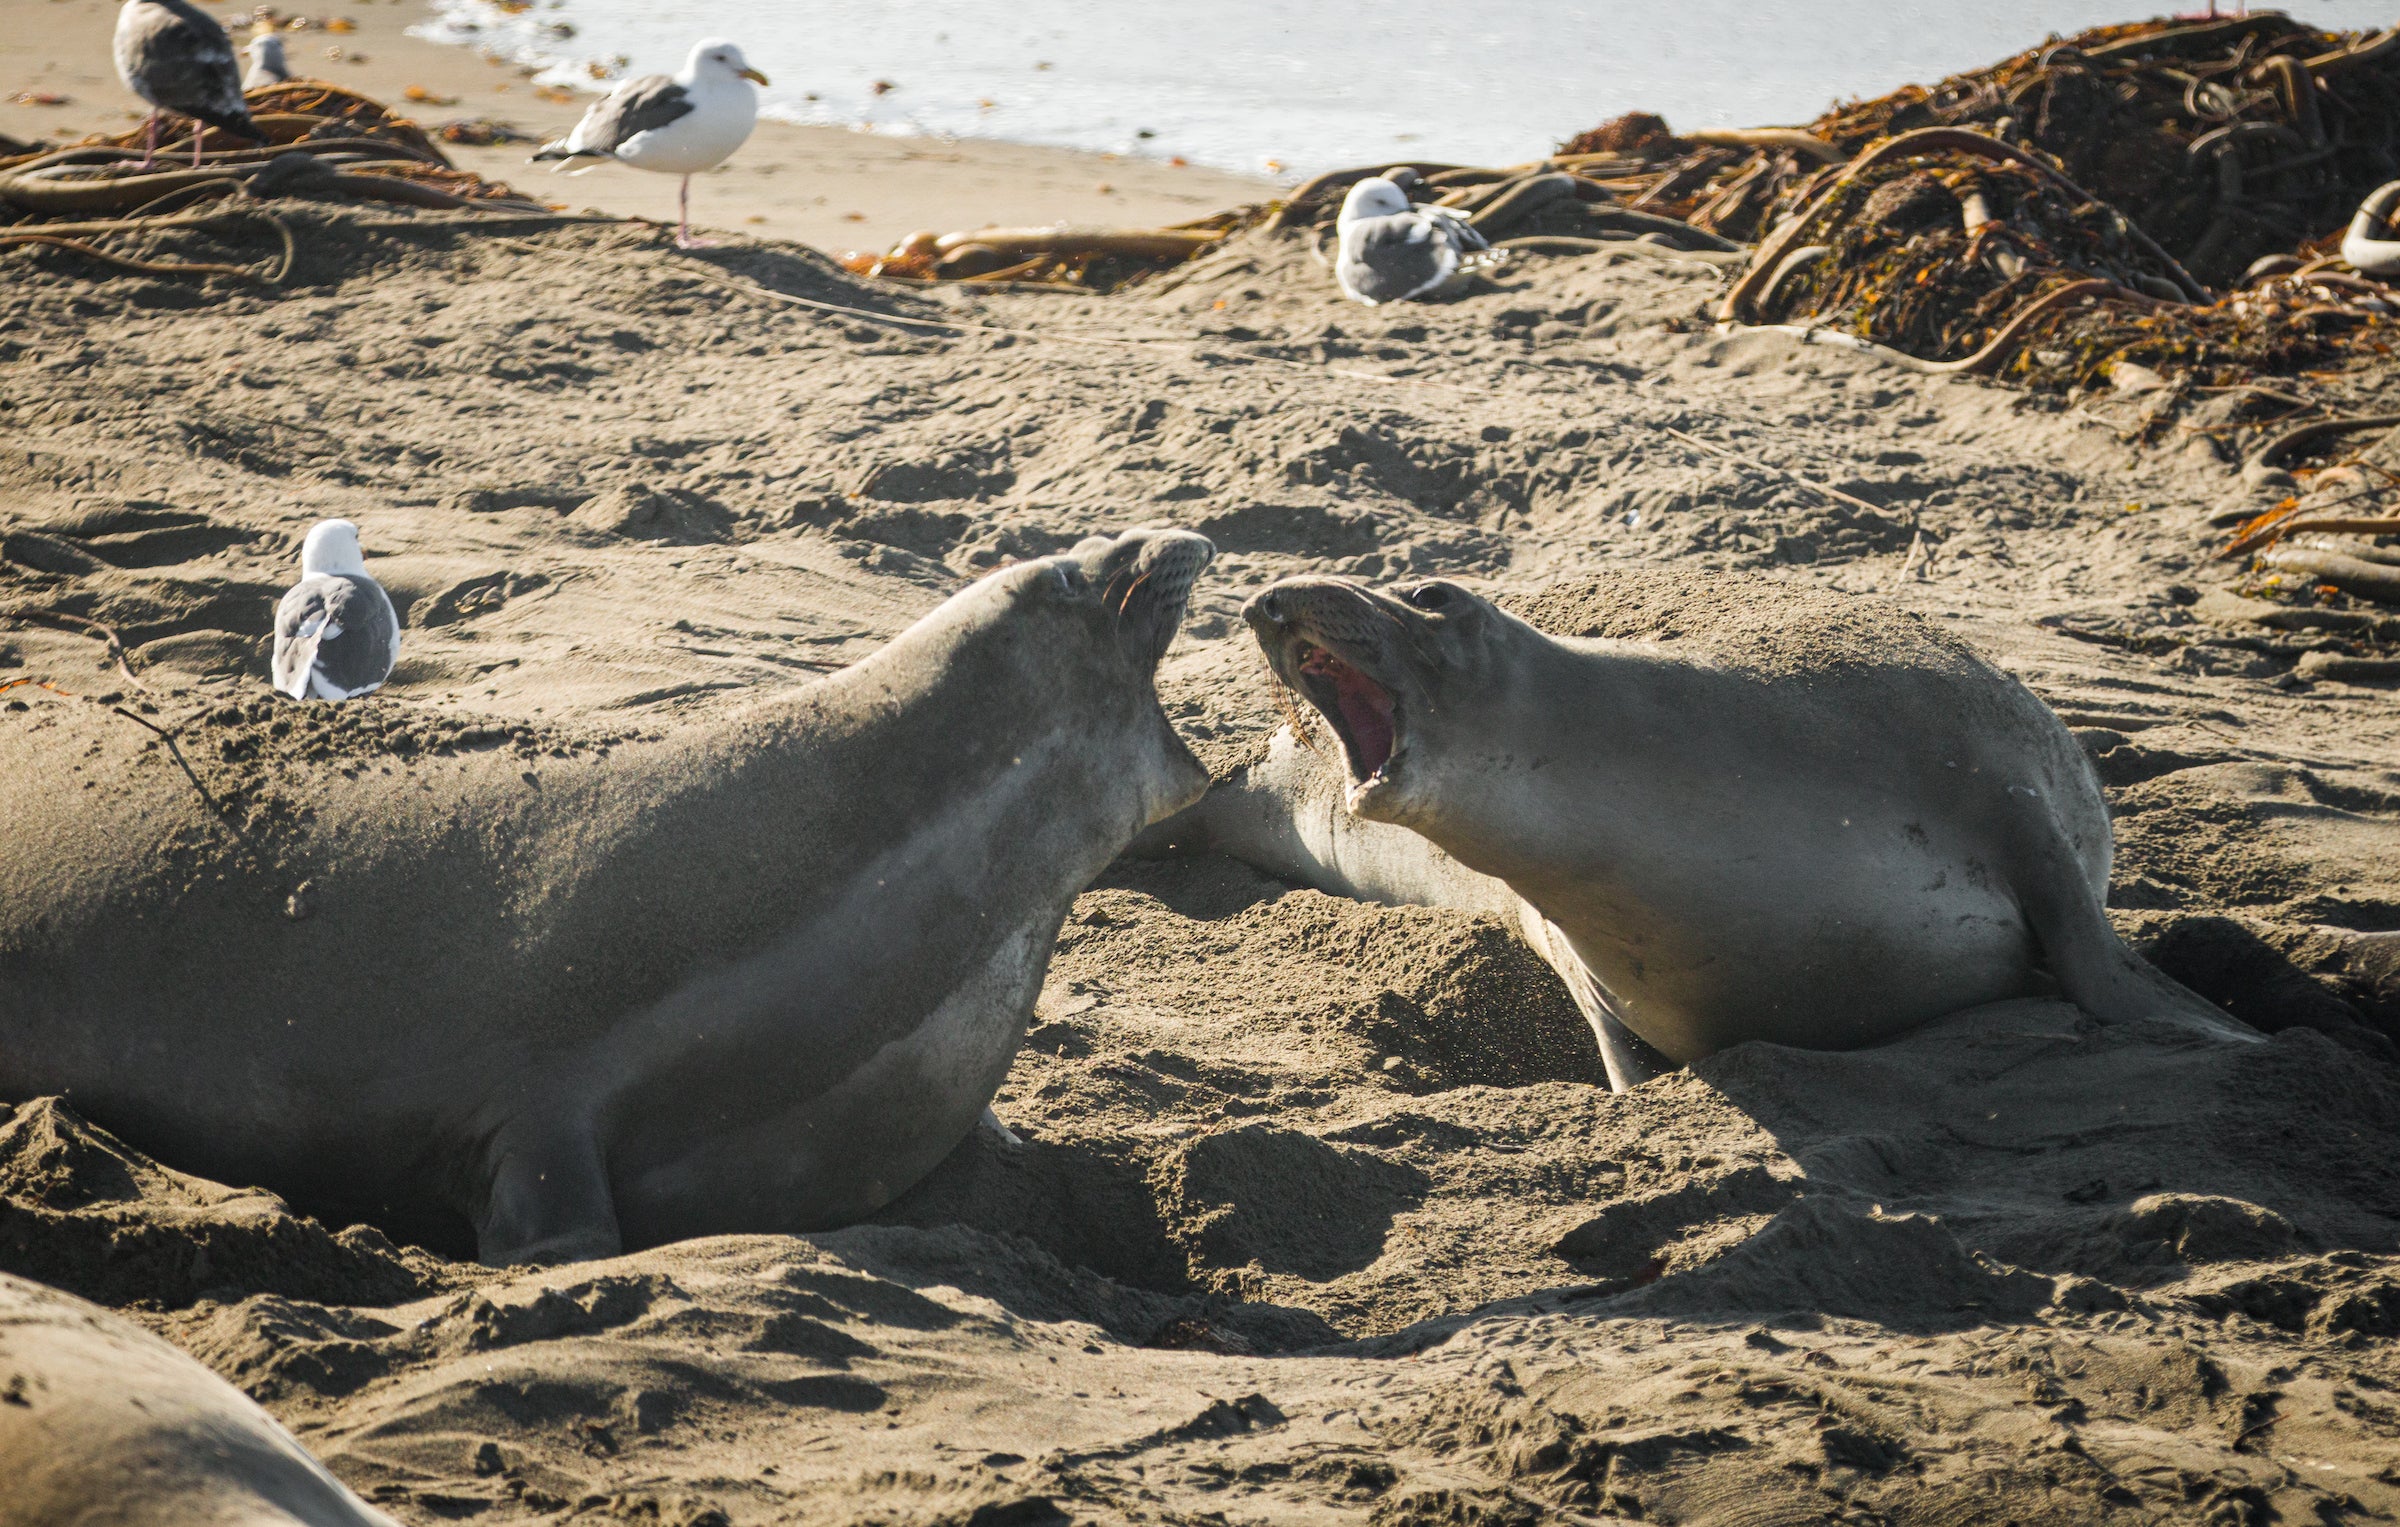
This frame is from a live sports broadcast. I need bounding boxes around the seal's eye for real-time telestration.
[1400,583,1457,612]
[1051,563,1085,595]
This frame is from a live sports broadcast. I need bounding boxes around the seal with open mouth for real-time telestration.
[0,528,1213,1264]
[1156,573,2251,1089]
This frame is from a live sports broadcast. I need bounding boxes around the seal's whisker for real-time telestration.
[1114,566,1157,623]
[1264,653,1321,753]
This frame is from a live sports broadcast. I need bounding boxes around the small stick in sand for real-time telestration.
[2219,514,2400,561]
[105,703,258,849]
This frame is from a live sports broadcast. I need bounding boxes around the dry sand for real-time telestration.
[0,0,1272,253]
[5,22,2400,1526]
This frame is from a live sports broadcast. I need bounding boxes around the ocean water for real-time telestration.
[415,1,2399,179]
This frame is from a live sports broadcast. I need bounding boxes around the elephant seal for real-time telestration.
[1149,573,2251,1089]
[0,1270,395,1527]
[0,527,1212,1263]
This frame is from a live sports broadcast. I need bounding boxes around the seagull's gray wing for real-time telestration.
[115,0,256,135]
[1337,213,1462,305]
[273,574,398,701]
[538,74,694,159]
[1422,204,1492,252]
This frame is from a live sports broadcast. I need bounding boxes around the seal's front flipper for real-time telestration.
[474,1123,623,1266]
[2006,800,2262,1045]
[1590,1000,1677,1092]
[1529,914,1675,1091]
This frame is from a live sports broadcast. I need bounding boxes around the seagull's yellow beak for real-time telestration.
[739,67,770,86]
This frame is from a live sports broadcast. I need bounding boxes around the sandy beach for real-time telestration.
[6,4,2400,1525]
[0,0,1272,252]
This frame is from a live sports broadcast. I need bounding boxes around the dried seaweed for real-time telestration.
[839,206,1268,293]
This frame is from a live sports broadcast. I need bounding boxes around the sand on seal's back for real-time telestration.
[1502,568,1969,679]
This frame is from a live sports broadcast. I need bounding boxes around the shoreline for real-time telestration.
[0,0,1275,254]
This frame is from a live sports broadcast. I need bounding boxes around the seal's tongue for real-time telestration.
[1297,644,1395,775]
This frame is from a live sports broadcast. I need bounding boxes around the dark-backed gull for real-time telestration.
[272,520,400,703]
[532,38,768,248]
[113,0,262,169]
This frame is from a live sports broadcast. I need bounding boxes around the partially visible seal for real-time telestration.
[1151,573,2251,1089]
[0,1270,396,1527]
[0,528,1213,1263]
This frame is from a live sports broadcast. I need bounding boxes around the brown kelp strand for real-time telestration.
[838,210,1257,293]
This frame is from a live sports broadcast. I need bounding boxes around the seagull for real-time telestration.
[113,0,263,170]
[1333,175,1505,306]
[531,38,768,248]
[272,520,400,703]
[242,31,291,92]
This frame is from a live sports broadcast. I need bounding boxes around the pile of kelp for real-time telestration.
[1548,14,2400,396]
[0,83,554,282]
[1808,13,2400,285]
[1564,12,2400,283]
[1714,124,2400,393]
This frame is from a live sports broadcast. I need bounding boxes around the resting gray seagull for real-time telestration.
[272,520,400,703]
[532,38,768,248]
[113,0,263,170]
[242,31,291,92]
[1334,175,1505,305]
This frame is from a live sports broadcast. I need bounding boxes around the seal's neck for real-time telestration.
[1389,635,1672,898]
[706,604,1193,899]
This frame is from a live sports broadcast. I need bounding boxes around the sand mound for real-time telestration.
[0,1098,451,1309]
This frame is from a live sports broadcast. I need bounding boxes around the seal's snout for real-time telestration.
[1132,527,1215,592]
[1243,578,1395,656]
[1094,527,1213,673]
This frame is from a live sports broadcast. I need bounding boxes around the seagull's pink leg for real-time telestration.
[191,119,206,169]
[675,175,718,249]
[137,110,160,171]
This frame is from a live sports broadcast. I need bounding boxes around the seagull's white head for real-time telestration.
[1340,176,1412,226]
[247,32,287,68]
[688,38,769,87]
[299,519,368,578]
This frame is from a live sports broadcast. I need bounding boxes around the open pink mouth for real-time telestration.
[1296,642,1396,778]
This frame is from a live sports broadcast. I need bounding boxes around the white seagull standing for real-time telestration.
[1334,175,1504,306]
[272,520,400,703]
[242,31,291,92]
[531,38,768,248]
